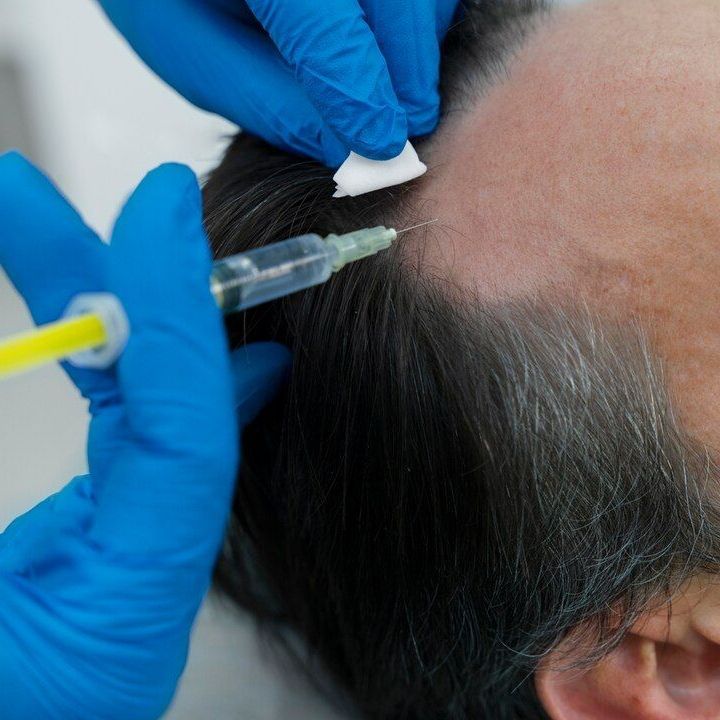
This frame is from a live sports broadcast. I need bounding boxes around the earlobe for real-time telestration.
[536,583,720,720]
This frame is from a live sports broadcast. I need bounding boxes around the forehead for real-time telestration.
[417,0,720,300]
[412,0,720,446]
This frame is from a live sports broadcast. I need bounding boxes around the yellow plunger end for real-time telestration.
[0,313,107,380]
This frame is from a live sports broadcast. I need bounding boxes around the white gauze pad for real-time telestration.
[332,140,427,198]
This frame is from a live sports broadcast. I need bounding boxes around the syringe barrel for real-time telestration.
[211,234,336,313]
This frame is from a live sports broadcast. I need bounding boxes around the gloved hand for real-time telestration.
[0,152,290,720]
[97,0,461,167]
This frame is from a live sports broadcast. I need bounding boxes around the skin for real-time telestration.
[414,0,720,451]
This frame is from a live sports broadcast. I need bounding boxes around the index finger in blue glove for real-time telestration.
[89,164,261,557]
[245,0,408,160]
[363,0,461,137]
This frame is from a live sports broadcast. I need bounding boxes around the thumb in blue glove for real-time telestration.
[0,151,290,720]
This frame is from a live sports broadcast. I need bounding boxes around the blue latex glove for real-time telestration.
[97,0,461,166]
[0,152,291,720]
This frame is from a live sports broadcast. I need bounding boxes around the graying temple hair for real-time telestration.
[205,1,720,718]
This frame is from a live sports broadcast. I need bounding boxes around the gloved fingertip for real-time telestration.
[0,151,40,191]
[0,149,28,167]
[111,162,205,267]
[138,163,201,209]
[144,161,197,185]
[349,113,409,162]
[406,105,441,139]
[231,342,292,425]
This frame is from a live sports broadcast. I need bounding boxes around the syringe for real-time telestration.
[0,222,434,380]
[211,225,399,313]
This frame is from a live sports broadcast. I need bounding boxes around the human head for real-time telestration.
[205,1,720,718]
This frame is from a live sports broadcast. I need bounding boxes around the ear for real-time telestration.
[535,578,720,720]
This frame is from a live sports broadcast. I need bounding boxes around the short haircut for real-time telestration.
[203,2,720,718]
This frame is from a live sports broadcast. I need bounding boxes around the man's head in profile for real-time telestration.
[204,1,720,718]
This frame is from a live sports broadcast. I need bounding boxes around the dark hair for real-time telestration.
[203,2,720,718]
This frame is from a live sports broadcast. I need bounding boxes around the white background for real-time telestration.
[0,1,343,718]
